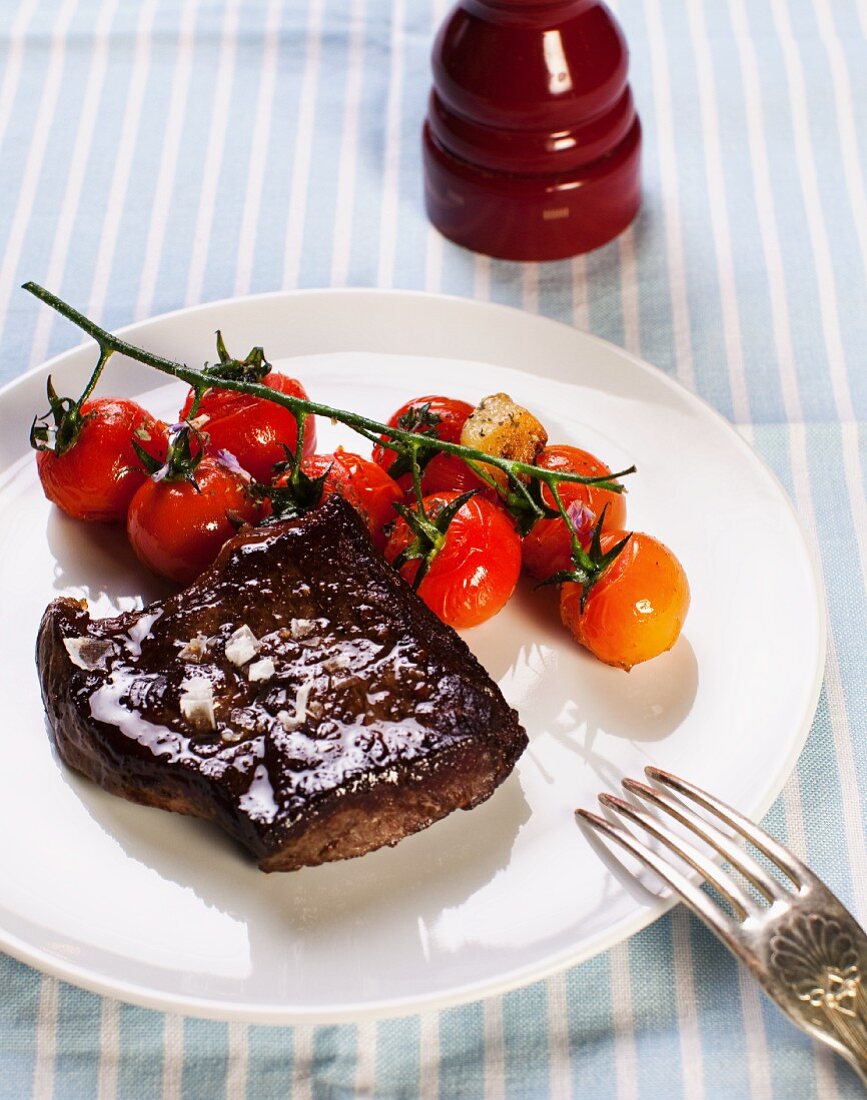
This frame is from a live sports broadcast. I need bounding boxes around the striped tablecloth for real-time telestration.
[2,0,866,1095]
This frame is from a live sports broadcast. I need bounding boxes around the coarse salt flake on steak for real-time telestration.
[36,494,527,871]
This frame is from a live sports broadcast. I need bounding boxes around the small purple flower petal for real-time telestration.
[214,448,252,482]
[566,500,595,543]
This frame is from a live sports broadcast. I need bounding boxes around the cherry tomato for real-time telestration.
[179,372,315,483]
[522,446,628,582]
[127,456,262,584]
[372,395,479,496]
[36,398,166,523]
[272,450,403,550]
[384,490,521,629]
[559,531,689,671]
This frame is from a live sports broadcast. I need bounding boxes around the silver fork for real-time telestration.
[576,767,867,1086]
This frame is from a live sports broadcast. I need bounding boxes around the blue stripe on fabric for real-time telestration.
[374,1016,420,1099]
[346,2,392,288]
[780,5,867,421]
[54,982,103,1100]
[741,0,840,425]
[759,986,822,1099]
[298,0,353,291]
[702,0,787,425]
[826,7,867,209]
[196,1,272,305]
[247,1025,293,1098]
[613,4,679,382]
[488,260,526,310]
[749,426,860,904]
[438,242,478,300]
[0,0,99,360]
[565,951,616,1098]
[310,1024,358,1099]
[628,913,684,1100]
[0,10,54,273]
[48,3,139,362]
[796,683,857,901]
[585,244,627,348]
[502,980,549,1099]
[687,917,753,1098]
[0,955,42,1100]
[149,4,220,318]
[438,1001,485,1100]
[100,0,188,333]
[754,422,866,875]
[246,0,310,295]
[116,1004,167,1099]
[181,1018,230,1098]
[650,0,736,421]
[388,1,438,292]
[806,425,867,803]
[535,259,576,331]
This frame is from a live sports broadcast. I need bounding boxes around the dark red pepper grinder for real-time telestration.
[423,0,641,262]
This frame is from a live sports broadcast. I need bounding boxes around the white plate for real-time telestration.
[0,290,824,1022]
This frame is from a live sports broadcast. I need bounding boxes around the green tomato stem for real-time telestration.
[22,281,635,498]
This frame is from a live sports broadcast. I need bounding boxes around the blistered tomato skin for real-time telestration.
[384,490,521,629]
[179,372,315,483]
[126,458,261,585]
[559,531,690,671]
[522,446,627,582]
[36,398,166,523]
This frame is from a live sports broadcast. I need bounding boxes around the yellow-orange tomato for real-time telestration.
[522,446,627,581]
[560,531,689,671]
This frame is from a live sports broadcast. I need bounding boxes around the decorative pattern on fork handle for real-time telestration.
[770,913,867,1064]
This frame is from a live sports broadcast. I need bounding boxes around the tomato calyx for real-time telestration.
[29,375,88,456]
[29,339,115,456]
[259,440,329,522]
[537,504,632,611]
[381,402,444,480]
[391,488,480,589]
[133,421,206,489]
[200,331,271,385]
[497,469,561,536]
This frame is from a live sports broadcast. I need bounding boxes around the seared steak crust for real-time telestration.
[37,495,527,870]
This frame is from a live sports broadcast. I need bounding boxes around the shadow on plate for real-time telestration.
[483,580,698,730]
[61,758,531,956]
[45,509,173,608]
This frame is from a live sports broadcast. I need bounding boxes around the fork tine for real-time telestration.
[575,808,742,946]
[598,793,758,919]
[622,778,788,904]
[645,768,809,888]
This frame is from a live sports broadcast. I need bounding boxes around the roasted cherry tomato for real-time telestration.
[372,395,479,496]
[522,446,628,582]
[179,372,315,483]
[272,450,403,550]
[127,456,261,584]
[36,398,166,523]
[384,490,521,629]
[559,531,689,671]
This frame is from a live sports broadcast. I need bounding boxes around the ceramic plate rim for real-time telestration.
[1,288,826,1023]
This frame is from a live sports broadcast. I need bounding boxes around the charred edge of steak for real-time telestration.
[37,495,528,871]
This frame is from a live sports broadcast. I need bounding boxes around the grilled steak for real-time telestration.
[37,494,527,871]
